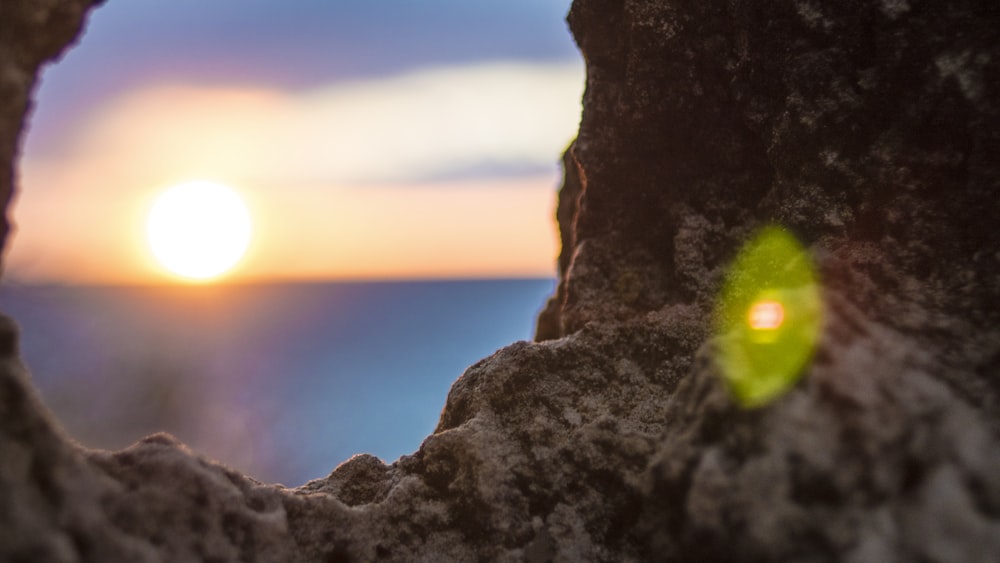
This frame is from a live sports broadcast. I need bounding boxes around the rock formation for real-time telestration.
[2,0,999,561]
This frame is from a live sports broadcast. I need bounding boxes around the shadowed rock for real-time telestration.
[2,0,999,561]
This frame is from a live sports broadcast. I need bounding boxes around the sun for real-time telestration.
[147,181,252,281]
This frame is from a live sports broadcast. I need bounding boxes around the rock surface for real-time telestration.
[2,1,1000,561]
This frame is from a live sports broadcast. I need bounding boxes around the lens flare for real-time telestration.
[714,226,822,408]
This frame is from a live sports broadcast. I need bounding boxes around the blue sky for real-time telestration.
[29,0,579,157]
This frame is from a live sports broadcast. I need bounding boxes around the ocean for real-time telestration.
[0,279,555,486]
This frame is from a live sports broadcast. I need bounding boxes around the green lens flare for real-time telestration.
[714,226,822,408]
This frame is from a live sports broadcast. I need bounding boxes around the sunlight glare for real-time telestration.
[147,181,252,281]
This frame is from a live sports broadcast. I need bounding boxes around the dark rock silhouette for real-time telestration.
[2,1,999,561]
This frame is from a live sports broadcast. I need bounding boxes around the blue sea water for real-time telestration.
[0,279,554,486]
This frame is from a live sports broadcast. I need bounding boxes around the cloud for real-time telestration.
[67,60,584,185]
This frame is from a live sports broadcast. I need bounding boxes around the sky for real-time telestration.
[10,0,583,283]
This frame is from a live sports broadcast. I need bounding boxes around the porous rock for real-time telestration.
[2,1,1000,561]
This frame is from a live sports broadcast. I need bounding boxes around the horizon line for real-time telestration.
[0,274,557,290]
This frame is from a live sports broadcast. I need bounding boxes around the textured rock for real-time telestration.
[2,0,1000,561]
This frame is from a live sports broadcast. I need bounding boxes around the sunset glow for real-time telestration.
[11,61,580,284]
[147,181,251,281]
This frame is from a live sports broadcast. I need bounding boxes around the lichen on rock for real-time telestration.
[2,0,1000,561]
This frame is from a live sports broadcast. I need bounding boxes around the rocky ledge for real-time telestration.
[2,1,999,561]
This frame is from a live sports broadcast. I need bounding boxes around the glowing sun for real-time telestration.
[147,181,252,280]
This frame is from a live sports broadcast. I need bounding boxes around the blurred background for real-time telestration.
[1,0,582,485]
